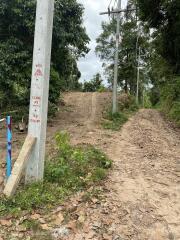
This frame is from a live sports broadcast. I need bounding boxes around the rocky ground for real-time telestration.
[0,92,180,240]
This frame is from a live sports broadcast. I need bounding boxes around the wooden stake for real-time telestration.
[3,135,36,197]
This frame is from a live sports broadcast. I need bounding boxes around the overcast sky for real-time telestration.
[77,0,127,82]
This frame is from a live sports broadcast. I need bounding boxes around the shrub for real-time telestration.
[169,101,180,126]
[102,111,128,131]
[118,93,138,111]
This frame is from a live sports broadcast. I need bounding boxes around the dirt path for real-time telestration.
[51,93,180,240]
[0,92,180,239]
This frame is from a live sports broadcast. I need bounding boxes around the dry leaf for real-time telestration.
[0,219,12,227]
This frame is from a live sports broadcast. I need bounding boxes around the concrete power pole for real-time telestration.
[100,2,136,114]
[112,0,121,114]
[25,0,55,182]
[136,47,140,105]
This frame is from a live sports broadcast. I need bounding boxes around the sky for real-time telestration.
[77,0,127,83]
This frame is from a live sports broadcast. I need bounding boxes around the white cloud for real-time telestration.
[77,0,127,82]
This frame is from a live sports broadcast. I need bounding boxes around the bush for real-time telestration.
[102,94,138,131]
[102,111,128,131]
[149,86,161,106]
[143,92,152,108]
[160,76,180,125]
[118,93,138,111]
[169,101,180,126]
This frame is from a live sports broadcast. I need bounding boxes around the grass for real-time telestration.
[102,111,128,131]
[102,94,139,131]
[0,132,112,216]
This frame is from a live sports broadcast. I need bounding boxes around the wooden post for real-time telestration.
[4,136,36,197]
[25,0,55,182]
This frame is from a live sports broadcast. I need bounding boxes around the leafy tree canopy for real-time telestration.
[0,0,90,107]
[96,0,150,96]
[137,0,180,73]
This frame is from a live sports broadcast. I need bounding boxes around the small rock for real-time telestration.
[51,226,70,239]
[67,221,77,232]
[103,233,112,240]
[41,223,51,231]
[16,225,27,232]
[39,218,46,224]
[78,214,86,223]
[30,213,41,220]
[53,212,64,226]
[92,221,101,230]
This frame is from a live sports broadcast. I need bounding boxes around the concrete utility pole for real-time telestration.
[100,3,136,114]
[25,0,55,182]
[136,47,140,105]
[112,0,121,114]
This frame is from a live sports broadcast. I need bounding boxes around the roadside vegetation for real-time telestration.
[96,0,180,127]
[0,132,111,216]
[102,94,138,131]
[0,0,89,117]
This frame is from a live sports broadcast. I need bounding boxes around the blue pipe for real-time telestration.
[6,116,12,178]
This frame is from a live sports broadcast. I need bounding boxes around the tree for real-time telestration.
[96,0,150,97]
[137,0,180,125]
[0,0,90,108]
[137,0,180,74]
[83,73,103,92]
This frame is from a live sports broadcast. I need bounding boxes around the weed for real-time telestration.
[102,94,139,131]
[0,132,111,216]
[22,219,41,231]
[102,111,128,131]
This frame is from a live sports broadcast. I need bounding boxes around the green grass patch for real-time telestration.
[102,111,128,131]
[0,132,111,216]
[102,94,139,131]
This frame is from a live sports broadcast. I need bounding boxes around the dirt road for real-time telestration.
[0,92,180,239]
[53,93,180,240]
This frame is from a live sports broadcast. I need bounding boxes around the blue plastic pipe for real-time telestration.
[6,116,12,178]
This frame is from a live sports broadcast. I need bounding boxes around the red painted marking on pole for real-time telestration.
[34,69,43,77]
[30,119,41,123]
[32,96,41,100]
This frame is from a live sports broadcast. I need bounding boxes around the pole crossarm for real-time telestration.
[100,8,136,15]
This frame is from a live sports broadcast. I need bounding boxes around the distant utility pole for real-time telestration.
[100,3,136,114]
[25,0,55,182]
[112,0,121,114]
[136,46,140,105]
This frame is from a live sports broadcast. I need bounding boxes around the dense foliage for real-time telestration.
[137,0,180,125]
[0,0,89,109]
[83,73,104,92]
